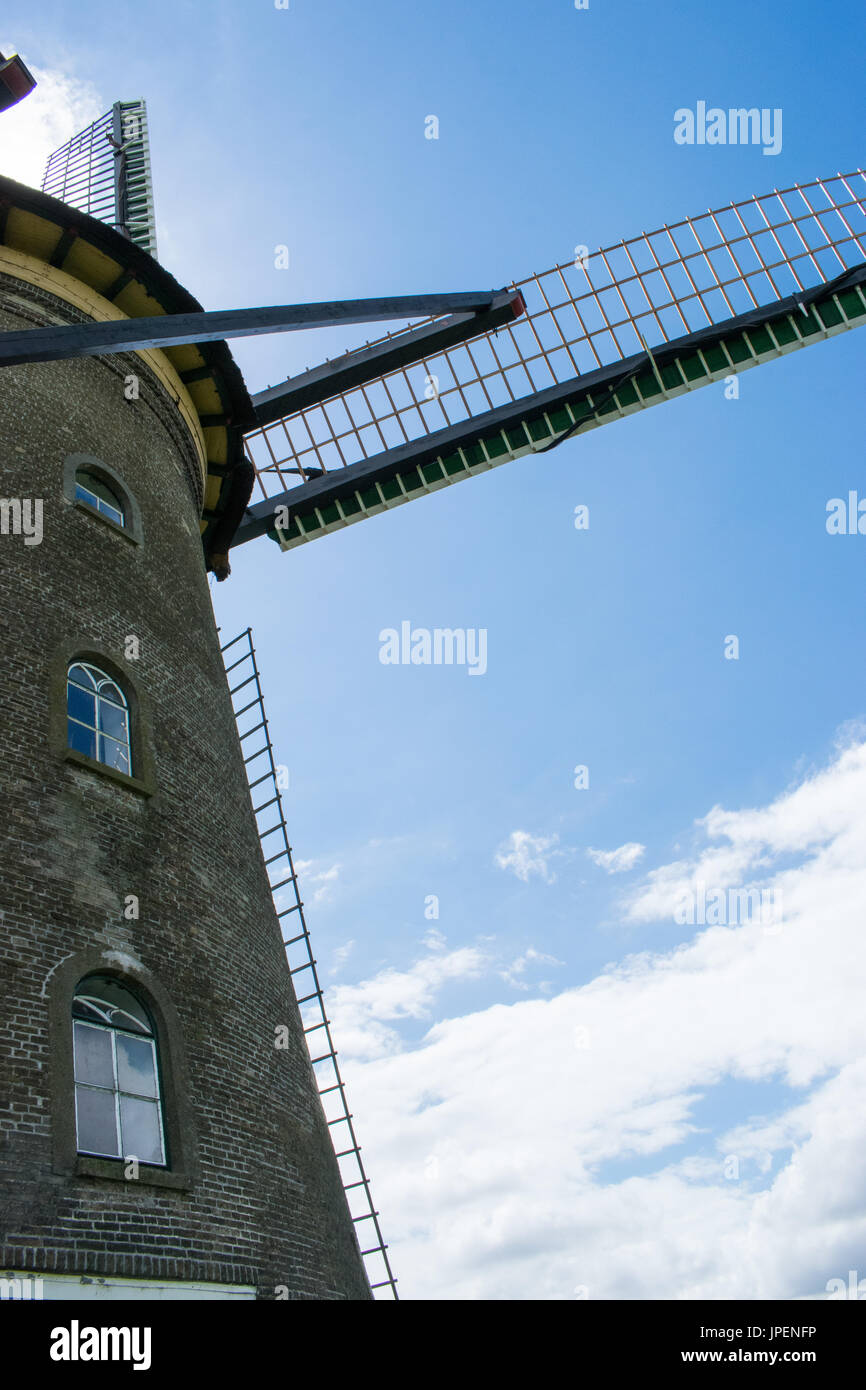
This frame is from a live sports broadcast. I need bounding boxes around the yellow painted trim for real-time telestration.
[0,243,208,493]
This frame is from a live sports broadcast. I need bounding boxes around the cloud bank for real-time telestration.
[0,57,102,186]
[330,739,866,1299]
[588,842,646,874]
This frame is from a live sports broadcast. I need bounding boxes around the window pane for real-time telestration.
[67,684,96,727]
[74,976,152,1033]
[99,734,130,774]
[76,471,123,515]
[75,483,99,509]
[117,1034,157,1098]
[90,477,121,508]
[68,663,97,691]
[68,718,97,760]
[98,679,125,705]
[98,699,128,739]
[98,500,125,527]
[76,1084,120,1157]
[119,1095,164,1165]
[74,1021,115,1086]
[72,996,110,1024]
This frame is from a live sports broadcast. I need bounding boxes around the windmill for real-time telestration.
[9,123,865,573]
[236,170,866,559]
[1,87,864,1303]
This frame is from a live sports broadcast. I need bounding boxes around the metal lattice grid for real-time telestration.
[221,629,399,1300]
[42,108,116,228]
[42,100,158,257]
[244,170,866,496]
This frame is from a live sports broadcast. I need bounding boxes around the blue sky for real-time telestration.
[4,0,866,1299]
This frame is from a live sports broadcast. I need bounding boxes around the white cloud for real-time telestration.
[625,740,866,926]
[587,842,646,874]
[0,57,102,186]
[495,830,560,883]
[328,944,487,1062]
[499,946,564,990]
[331,737,866,1299]
[294,858,341,905]
[329,939,355,976]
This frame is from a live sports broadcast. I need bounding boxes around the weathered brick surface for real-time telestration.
[0,273,371,1300]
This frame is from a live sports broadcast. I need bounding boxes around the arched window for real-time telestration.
[64,455,142,545]
[72,975,166,1166]
[67,662,132,775]
[74,469,125,528]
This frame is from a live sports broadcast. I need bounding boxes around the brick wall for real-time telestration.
[0,272,371,1300]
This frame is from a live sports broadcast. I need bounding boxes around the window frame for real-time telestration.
[50,641,156,797]
[72,977,167,1168]
[74,471,126,528]
[66,660,133,778]
[63,453,143,545]
[48,953,195,1190]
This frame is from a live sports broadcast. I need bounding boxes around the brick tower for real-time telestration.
[0,176,371,1300]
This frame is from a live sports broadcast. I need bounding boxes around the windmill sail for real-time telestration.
[42,100,158,258]
[238,170,866,552]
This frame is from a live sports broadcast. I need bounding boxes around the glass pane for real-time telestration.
[91,478,120,508]
[98,699,128,739]
[76,1084,119,1157]
[77,472,122,509]
[68,663,97,691]
[119,1095,164,1165]
[74,976,151,1033]
[72,996,110,1024]
[68,718,96,760]
[67,684,95,727]
[98,679,125,707]
[98,500,125,527]
[117,1034,157,1098]
[99,734,130,775]
[74,1021,115,1086]
[74,483,99,510]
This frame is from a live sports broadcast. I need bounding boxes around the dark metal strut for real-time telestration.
[0,289,523,367]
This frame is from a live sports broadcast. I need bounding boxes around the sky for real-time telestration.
[2,0,865,1300]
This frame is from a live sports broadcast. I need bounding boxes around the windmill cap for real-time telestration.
[0,173,253,569]
[0,52,37,110]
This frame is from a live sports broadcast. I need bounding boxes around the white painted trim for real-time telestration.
[1,1271,256,1301]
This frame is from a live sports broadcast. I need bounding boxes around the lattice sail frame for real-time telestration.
[42,100,158,257]
[243,170,866,548]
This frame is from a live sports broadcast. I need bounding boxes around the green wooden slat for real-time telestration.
[268,278,866,549]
